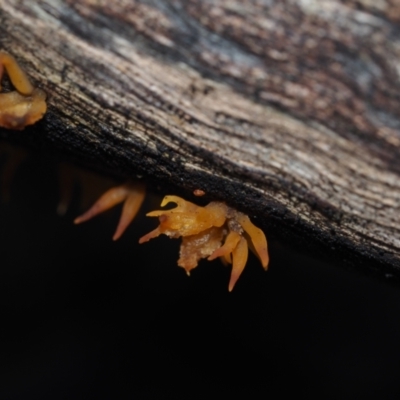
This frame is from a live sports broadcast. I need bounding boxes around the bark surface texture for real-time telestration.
[1,0,400,280]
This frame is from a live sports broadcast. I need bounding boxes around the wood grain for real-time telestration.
[1,0,400,280]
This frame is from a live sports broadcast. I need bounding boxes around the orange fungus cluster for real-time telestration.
[0,52,47,130]
[139,196,269,291]
[76,181,269,291]
[0,55,269,291]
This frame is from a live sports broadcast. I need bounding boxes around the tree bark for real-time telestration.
[1,0,400,281]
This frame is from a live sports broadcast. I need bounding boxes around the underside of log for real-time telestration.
[1,0,400,282]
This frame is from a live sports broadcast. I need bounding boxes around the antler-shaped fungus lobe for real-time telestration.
[139,196,269,291]
[0,52,47,130]
[75,183,268,291]
[74,181,146,241]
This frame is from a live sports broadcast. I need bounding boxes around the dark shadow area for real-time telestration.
[0,150,400,399]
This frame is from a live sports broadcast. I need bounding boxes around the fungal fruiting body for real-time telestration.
[74,181,146,241]
[0,55,268,290]
[139,196,269,291]
[74,182,269,290]
[0,52,47,130]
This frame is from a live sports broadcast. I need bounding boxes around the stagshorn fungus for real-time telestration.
[0,53,270,291]
[0,52,47,130]
[76,185,269,291]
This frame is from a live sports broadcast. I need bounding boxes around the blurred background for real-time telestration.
[0,145,399,399]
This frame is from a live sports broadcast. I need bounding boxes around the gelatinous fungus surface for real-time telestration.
[74,180,146,241]
[140,196,269,291]
[75,183,269,291]
[0,52,47,130]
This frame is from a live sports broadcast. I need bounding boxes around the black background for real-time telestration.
[1,150,400,399]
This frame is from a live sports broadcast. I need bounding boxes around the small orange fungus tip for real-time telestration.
[193,189,205,196]
[0,52,47,130]
[139,196,269,291]
[74,181,146,240]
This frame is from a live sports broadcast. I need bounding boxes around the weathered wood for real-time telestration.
[1,0,400,280]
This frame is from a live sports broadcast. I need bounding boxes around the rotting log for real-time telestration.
[1,0,400,281]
